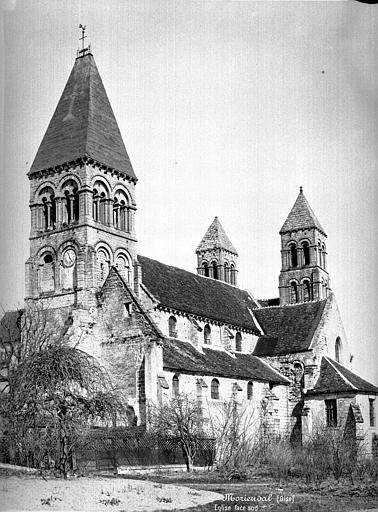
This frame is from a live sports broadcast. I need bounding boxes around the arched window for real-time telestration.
[203,262,209,277]
[321,243,326,269]
[169,316,178,338]
[211,378,219,400]
[115,253,131,283]
[293,362,305,387]
[93,181,109,224]
[113,197,120,228]
[247,381,253,400]
[99,192,107,224]
[38,252,55,293]
[93,190,99,221]
[39,187,56,230]
[62,180,79,224]
[302,242,310,266]
[289,243,298,268]
[335,337,342,363]
[224,262,229,283]
[113,189,130,231]
[235,332,242,352]
[317,241,322,266]
[230,264,236,286]
[290,282,298,304]
[204,324,211,344]
[172,375,179,397]
[96,248,111,286]
[212,262,218,280]
[303,279,312,302]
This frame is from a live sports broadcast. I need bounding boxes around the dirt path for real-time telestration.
[0,475,222,511]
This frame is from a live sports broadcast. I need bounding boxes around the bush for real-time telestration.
[293,426,370,486]
[353,456,378,483]
[265,437,293,483]
[211,400,263,479]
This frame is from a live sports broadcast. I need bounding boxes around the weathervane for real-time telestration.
[77,24,91,57]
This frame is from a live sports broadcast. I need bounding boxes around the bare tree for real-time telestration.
[0,303,124,478]
[148,394,204,472]
[208,397,261,479]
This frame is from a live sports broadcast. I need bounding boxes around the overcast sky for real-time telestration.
[0,0,377,383]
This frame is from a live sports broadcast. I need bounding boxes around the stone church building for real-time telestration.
[4,45,378,452]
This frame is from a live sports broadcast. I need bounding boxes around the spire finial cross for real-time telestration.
[300,186,303,193]
[79,24,87,51]
[77,24,91,58]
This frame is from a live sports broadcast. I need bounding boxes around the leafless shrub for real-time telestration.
[148,394,205,472]
[265,436,293,483]
[293,425,369,486]
[208,398,262,479]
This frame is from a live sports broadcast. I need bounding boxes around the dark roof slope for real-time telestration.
[139,255,260,333]
[196,217,237,254]
[280,189,326,235]
[101,266,163,340]
[308,356,378,395]
[253,299,327,356]
[163,338,289,384]
[30,53,136,180]
[258,298,280,308]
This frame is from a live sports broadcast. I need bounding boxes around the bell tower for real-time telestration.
[278,188,330,305]
[25,32,137,308]
[196,217,238,286]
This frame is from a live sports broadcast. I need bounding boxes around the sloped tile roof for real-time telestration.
[307,356,378,395]
[30,53,136,180]
[196,217,237,254]
[163,338,289,384]
[280,189,326,235]
[139,255,260,332]
[253,300,327,355]
[101,266,163,340]
[257,298,280,307]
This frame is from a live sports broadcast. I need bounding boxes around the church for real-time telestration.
[9,41,378,453]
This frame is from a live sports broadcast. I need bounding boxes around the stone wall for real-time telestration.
[160,370,289,436]
[153,309,259,353]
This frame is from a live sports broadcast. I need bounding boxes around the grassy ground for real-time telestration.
[122,471,378,512]
[1,468,377,511]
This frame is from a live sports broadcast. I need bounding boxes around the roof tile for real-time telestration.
[253,300,327,355]
[308,356,378,395]
[163,338,289,384]
[30,54,136,180]
[139,255,260,332]
[196,217,237,254]
[280,190,326,235]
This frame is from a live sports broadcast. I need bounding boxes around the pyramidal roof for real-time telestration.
[29,53,136,180]
[280,188,326,235]
[196,217,237,254]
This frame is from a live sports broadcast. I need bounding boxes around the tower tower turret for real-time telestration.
[196,217,238,285]
[26,37,137,308]
[279,188,329,304]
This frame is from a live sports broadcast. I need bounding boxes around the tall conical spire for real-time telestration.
[280,187,325,235]
[29,52,136,181]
